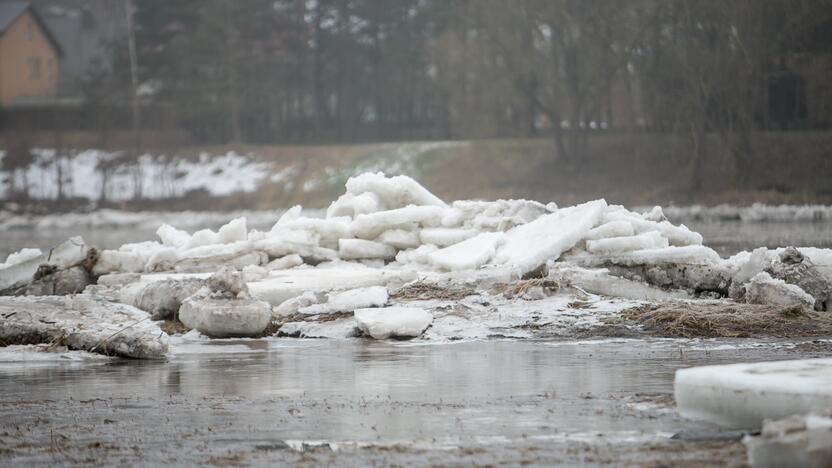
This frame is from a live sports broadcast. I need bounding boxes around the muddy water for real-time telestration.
[0,339,827,465]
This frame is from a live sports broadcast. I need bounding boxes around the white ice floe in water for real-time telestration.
[179,297,272,338]
[354,306,433,339]
[675,358,832,429]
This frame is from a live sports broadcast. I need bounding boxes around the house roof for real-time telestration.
[0,1,63,56]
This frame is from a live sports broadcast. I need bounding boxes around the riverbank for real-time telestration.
[3,132,832,212]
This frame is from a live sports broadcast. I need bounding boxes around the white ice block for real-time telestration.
[354,306,433,339]
[675,358,832,429]
[428,232,505,271]
[496,199,607,274]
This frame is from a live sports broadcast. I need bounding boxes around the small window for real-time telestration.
[47,59,55,81]
[27,57,41,79]
[27,21,34,40]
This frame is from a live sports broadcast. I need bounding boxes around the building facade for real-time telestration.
[0,2,62,106]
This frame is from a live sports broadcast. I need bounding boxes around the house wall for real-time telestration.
[0,10,58,106]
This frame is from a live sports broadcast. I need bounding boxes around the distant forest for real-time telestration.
[8,1,832,152]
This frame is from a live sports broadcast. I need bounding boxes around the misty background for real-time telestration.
[1,0,831,211]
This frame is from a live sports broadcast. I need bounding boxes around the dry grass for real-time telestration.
[391,281,476,301]
[159,320,189,335]
[497,278,564,299]
[623,302,832,338]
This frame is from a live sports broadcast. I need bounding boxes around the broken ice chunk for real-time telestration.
[572,245,722,267]
[92,250,146,275]
[345,172,447,209]
[0,295,168,359]
[185,229,220,249]
[279,319,359,339]
[428,232,505,271]
[326,192,383,218]
[743,411,832,468]
[299,286,389,315]
[354,306,433,339]
[350,205,445,239]
[178,297,272,338]
[217,217,248,244]
[248,265,415,305]
[585,231,669,255]
[2,248,42,268]
[547,264,689,301]
[675,358,832,429]
[585,221,635,241]
[419,227,479,247]
[745,272,816,309]
[641,206,667,222]
[0,252,45,291]
[339,239,397,260]
[395,244,439,265]
[496,199,607,274]
[266,254,304,270]
[132,278,206,320]
[242,264,269,282]
[377,228,421,250]
[1,237,88,292]
[156,224,190,249]
[275,216,353,248]
[46,236,89,269]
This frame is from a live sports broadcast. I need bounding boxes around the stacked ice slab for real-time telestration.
[7,171,828,310]
[72,172,709,280]
[4,171,830,332]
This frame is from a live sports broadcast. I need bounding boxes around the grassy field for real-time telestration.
[189,131,832,209]
[5,131,831,211]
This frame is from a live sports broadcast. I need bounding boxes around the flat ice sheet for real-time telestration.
[675,358,832,429]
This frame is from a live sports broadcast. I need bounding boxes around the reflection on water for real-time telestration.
[0,339,813,443]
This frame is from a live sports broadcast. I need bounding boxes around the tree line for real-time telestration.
[85,0,831,164]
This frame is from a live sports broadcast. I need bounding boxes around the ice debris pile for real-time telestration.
[2,172,832,356]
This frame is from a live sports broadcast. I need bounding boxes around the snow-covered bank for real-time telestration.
[0,142,467,206]
[1,171,831,357]
[0,149,273,202]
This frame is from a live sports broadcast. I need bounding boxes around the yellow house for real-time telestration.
[0,1,62,106]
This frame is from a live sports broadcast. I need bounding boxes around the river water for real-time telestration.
[0,338,827,465]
